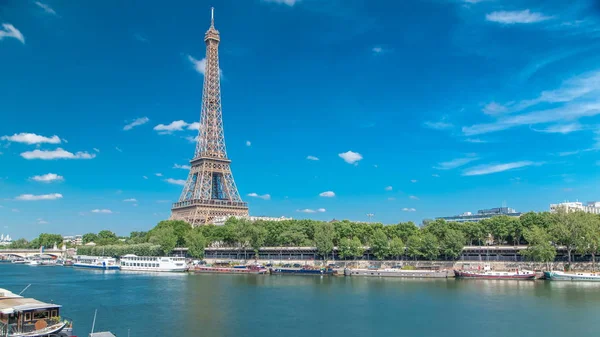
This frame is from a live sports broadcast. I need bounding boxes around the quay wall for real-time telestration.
[203,258,598,272]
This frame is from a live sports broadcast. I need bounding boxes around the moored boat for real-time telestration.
[10,259,29,265]
[544,270,600,282]
[344,268,451,278]
[120,254,188,272]
[193,264,268,274]
[73,256,120,270]
[270,266,334,275]
[0,288,73,337]
[454,269,535,280]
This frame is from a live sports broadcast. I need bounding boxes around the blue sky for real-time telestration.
[1,0,600,239]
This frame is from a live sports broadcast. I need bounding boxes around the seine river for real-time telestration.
[2,264,600,336]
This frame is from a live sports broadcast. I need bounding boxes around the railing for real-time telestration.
[172,199,248,209]
[1,317,73,336]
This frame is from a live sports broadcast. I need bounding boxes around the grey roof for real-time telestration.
[90,332,117,337]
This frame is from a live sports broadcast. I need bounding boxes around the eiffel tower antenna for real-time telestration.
[170,8,249,226]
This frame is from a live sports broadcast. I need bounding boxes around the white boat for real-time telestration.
[28,260,40,266]
[11,259,30,265]
[544,270,600,282]
[119,255,188,272]
[73,256,120,270]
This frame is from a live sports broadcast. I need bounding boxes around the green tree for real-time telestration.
[550,209,579,263]
[185,230,207,259]
[248,223,267,257]
[82,233,98,244]
[350,237,364,259]
[574,212,600,270]
[439,229,465,260]
[128,231,148,244]
[8,238,29,249]
[463,221,487,245]
[388,237,404,260]
[151,220,192,247]
[406,234,423,259]
[521,226,556,265]
[149,226,178,255]
[314,222,335,260]
[420,232,439,260]
[391,222,419,242]
[338,238,353,260]
[370,228,389,260]
[487,216,513,245]
[30,233,63,249]
[96,230,119,245]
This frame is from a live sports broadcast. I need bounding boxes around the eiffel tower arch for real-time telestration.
[170,8,249,226]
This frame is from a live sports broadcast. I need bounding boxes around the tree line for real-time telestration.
[4,209,599,263]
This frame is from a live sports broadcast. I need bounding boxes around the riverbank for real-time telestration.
[203,258,599,272]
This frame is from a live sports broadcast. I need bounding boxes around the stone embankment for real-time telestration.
[203,258,598,272]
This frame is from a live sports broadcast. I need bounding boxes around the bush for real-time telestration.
[76,243,163,257]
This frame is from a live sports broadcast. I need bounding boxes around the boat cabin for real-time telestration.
[0,288,65,336]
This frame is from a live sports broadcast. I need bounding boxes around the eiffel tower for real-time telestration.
[170,8,248,226]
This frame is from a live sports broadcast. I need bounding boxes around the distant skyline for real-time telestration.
[1,0,600,239]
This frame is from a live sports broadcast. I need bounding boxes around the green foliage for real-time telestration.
[314,222,335,258]
[438,228,465,260]
[96,230,119,245]
[420,232,439,260]
[76,243,162,257]
[128,231,148,244]
[388,237,405,259]
[149,226,178,255]
[370,228,389,260]
[521,226,556,263]
[82,233,98,244]
[151,220,191,247]
[406,234,423,259]
[185,230,207,259]
[8,238,29,249]
[29,233,63,249]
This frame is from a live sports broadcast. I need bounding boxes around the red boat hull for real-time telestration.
[193,266,268,274]
[454,270,536,280]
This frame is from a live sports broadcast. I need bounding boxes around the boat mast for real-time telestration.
[91,309,97,335]
[18,284,31,296]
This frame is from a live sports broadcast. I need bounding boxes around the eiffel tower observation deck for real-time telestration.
[170,8,249,226]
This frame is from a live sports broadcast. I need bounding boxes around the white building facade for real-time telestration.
[211,215,293,226]
[0,234,12,246]
[550,201,600,214]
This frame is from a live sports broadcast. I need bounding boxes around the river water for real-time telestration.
[1,264,599,337]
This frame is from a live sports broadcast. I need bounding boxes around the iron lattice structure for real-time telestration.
[170,8,248,226]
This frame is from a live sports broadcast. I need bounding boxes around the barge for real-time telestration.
[192,264,268,274]
[544,270,600,282]
[344,268,451,278]
[270,266,334,275]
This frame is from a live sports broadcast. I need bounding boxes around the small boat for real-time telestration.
[344,268,451,278]
[193,264,268,274]
[73,256,120,270]
[28,260,40,266]
[0,288,73,337]
[454,269,535,280]
[119,254,188,272]
[544,270,600,282]
[270,265,334,275]
[10,259,29,265]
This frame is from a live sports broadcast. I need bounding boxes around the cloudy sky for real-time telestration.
[1,0,599,238]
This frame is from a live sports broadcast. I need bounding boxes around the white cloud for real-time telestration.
[20,148,95,160]
[482,102,508,115]
[532,123,583,134]
[91,209,112,214]
[165,178,186,186]
[30,173,64,183]
[464,138,487,143]
[409,195,419,200]
[410,179,418,183]
[372,46,384,55]
[186,136,199,143]
[35,2,57,15]
[432,174,440,177]
[37,219,49,224]
[93,148,100,152]
[15,193,63,201]
[133,33,148,43]
[247,193,271,200]
[1,133,60,145]
[387,197,396,201]
[297,208,326,213]
[486,10,552,24]
[173,164,191,170]
[263,0,300,6]
[246,140,252,147]
[143,176,148,179]
[155,173,163,177]
[402,208,417,212]
[187,122,200,131]
[435,156,479,170]
[423,120,453,130]
[123,198,137,202]
[384,186,393,191]
[187,55,207,75]
[319,191,335,197]
[306,155,319,161]
[0,23,25,44]
[123,117,149,131]
[338,150,363,164]
[463,161,541,176]
[153,120,190,133]
[115,146,123,152]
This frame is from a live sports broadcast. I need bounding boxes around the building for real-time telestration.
[0,234,12,246]
[170,8,249,226]
[62,235,83,246]
[437,207,522,223]
[212,215,292,226]
[550,201,600,214]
